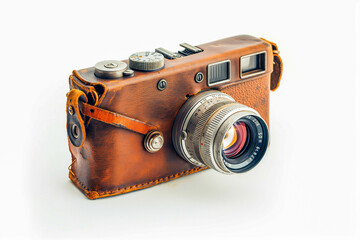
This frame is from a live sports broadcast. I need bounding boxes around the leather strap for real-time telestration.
[67,89,158,148]
[81,102,157,135]
[260,38,283,91]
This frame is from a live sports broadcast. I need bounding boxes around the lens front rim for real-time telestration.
[220,115,269,173]
[201,106,263,174]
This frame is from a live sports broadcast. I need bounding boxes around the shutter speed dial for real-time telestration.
[129,52,164,72]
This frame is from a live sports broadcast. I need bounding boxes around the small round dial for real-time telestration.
[94,60,127,79]
[129,51,164,72]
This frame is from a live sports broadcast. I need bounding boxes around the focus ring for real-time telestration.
[200,103,245,173]
[190,100,233,163]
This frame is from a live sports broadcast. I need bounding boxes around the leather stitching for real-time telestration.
[69,166,208,199]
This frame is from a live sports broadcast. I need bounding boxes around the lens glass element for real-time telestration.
[221,115,268,173]
[222,121,249,158]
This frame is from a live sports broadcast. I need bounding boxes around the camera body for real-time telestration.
[66,35,282,199]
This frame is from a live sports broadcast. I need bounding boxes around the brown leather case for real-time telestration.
[66,35,283,199]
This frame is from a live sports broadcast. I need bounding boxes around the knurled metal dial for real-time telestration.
[129,51,164,71]
[94,60,127,79]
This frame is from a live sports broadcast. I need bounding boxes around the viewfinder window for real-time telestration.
[240,52,266,78]
[207,60,231,86]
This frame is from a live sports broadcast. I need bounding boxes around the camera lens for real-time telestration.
[221,115,268,173]
[172,90,269,174]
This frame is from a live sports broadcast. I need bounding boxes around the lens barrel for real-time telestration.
[172,90,269,174]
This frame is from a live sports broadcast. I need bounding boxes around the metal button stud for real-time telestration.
[144,130,164,153]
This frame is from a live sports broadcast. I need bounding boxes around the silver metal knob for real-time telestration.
[123,69,135,77]
[129,52,164,72]
[94,60,127,79]
[144,130,164,153]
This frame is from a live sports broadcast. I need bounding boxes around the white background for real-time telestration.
[0,0,359,239]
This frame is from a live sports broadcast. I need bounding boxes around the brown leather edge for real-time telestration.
[260,38,283,91]
[69,75,99,105]
[66,89,88,148]
[271,54,282,91]
[69,166,209,200]
[70,71,108,128]
[73,70,108,105]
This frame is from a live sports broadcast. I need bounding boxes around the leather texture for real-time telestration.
[260,38,283,91]
[66,35,283,199]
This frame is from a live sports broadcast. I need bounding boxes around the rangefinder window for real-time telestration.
[207,60,231,86]
[240,51,266,79]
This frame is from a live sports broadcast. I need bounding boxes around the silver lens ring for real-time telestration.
[172,90,269,174]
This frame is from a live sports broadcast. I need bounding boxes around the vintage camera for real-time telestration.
[66,35,283,199]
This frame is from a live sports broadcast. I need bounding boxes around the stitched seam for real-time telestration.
[71,166,208,195]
